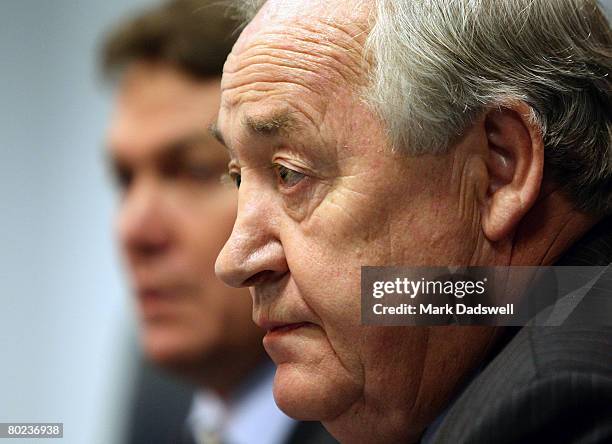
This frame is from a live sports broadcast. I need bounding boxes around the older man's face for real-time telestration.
[215,0,492,440]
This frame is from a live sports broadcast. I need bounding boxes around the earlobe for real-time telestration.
[480,103,544,242]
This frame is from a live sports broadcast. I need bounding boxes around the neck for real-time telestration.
[324,414,422,444]
[206,352,268,403]
[168,346,267,403]
[484,187,600,266]
[513,191,599,266]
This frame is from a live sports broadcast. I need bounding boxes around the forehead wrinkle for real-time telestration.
[221,48,338,110]
[221,80,324,128]
[227,20,367,87]
[226,50,338,90]
[285,19,369,80]
[223,62,324,98]
[221,37,358,132]
[220,8,372,155]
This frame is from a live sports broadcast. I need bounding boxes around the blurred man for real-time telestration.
[214,0,612,443]
[101,1,335,443]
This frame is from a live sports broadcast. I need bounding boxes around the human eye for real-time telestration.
[227,160,241,189]
[229,171,242,188]
[274,163,306,188]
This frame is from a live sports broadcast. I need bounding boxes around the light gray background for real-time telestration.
[0,1,609,444]
[0,1,155,443]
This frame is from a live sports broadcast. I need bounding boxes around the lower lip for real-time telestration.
[262,323,318,361]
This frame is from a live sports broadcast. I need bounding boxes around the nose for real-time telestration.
[117,178,171,261]
[215,180,288,288]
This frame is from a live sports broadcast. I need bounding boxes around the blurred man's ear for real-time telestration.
[480,103,544,242]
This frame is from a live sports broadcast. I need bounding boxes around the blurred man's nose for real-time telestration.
[215,180,288,288]
[117,178,171,260]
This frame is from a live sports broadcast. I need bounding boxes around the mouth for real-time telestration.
[269,322,310,333]
[135,284,188,318]
[258,320,315,335]
[137,287,172,301]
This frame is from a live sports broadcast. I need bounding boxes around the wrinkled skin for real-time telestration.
[214,1,596,441]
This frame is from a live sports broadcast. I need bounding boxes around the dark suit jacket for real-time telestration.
[430,217,612,444]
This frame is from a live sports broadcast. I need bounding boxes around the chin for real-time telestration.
[141,324,207,370]
[143,338,187,369]
[272,360,360,421]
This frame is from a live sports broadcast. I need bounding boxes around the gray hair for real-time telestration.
[224,0,266,24]
[230,0,612,215]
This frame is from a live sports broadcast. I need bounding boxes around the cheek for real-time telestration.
[114,204,133,252]
[279,222,430,417]
[284,234,364,371]
[361,327,428,391]
[285,231,362,322]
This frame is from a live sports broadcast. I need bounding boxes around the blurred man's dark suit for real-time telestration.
[124,361,337,444]
[430,216,612,443]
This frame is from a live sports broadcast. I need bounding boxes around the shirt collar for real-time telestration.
[188,360,296,444]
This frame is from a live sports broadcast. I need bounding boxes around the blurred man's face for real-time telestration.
[214,1,495,441]
[107,62,262,375]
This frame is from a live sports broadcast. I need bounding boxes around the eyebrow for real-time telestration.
[161,132,216,158]
[208,109,301,149]
[243,110,298,137]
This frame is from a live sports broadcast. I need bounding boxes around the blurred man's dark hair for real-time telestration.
[102,0,237,80]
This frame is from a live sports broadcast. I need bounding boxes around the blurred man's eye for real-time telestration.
[114,165,133,190]
[184,164,216,181]
[274,164,305,188]
[160,159,218,183]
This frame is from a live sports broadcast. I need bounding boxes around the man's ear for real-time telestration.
[480,103,544,242]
